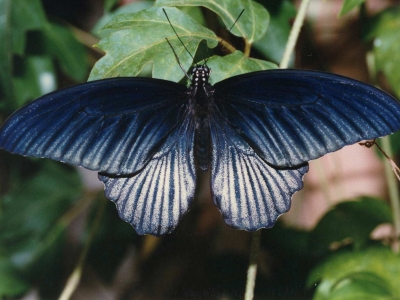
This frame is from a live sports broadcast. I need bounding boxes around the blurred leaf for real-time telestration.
[156,0,270,43]
[363,6,400,98]
[207,51,277,84]
[0,0,47,107]
[43,23,88,82]
[93,0,154,37]
[87,199,138,283]
[308,247,400,299]
[0,260,28,297]
[309,197,392,256]
[206,253,248,297]
[11,0,47,55]
[12,55,56,106]
[104,0,120,12]
[384,131,400,156]
[339,0,365,17]
[254,0,296,64]
[89,7,218,82]
[0,161,81,263]
[0,0,12,105]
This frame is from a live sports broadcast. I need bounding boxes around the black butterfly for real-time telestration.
[1,66,400,235]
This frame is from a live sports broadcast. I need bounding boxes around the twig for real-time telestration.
[58,197,107,300]
[244,230,261,300]
[380,137,400,252]
[279,0,312,69]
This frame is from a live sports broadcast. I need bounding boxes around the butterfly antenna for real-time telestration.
[360,139,400,181]
[165,37,191,81]
[163,9,195,61]
[203,9,245,66]
[228,9,245,32]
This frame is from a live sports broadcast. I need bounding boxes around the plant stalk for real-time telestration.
[244,0,312,298]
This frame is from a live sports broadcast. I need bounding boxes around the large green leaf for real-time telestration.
[93,0,154,38]
[206,50,277,84]
[339,0,366,17]
[308,247,400,299]
[363,7,400,98]
[308,197,392,256]
[155,0,270,43]
[89,7,218,82]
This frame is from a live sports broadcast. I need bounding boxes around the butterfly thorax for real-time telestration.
[190,65,213,172]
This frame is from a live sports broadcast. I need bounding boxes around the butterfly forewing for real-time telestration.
[0,78,187,175]
[213,70,400,168]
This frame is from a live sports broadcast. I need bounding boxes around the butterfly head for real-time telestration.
[191,65,211,87]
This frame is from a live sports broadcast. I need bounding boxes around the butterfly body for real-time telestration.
[190,65,214,172]
[1,68,400,235]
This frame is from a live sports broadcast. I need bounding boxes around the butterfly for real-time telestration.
[0,65,400,236]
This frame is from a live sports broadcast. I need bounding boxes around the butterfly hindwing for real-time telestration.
[210,116,309,231]
[213,70,400,168]
[99,115,196,236]
[0,78,187,175]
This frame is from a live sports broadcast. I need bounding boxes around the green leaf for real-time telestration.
[253,0,296,64]
[308,247,400,299]
[206,51,277,84]
[339,0,366,17]
[43,23,89,82]
[309,197,392,256]
[156,0,270,43]
[93,1,154,38]
[12,55,56,106]
[89,7,218,82]
[363,7,400,98]
[325,272,395,300]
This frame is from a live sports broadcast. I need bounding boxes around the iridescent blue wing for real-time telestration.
[0,78,187,175]
[213,69,400,167]
[210,116,308,231]
[99,115,196,236]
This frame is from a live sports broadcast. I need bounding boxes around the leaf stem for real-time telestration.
[380,137,400,252]
[58,196,106,300]
[219,38,236,53]
[243,39,251,57]
[279,0,312,69]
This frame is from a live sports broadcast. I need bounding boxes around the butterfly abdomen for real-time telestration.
[194,106,211,172]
